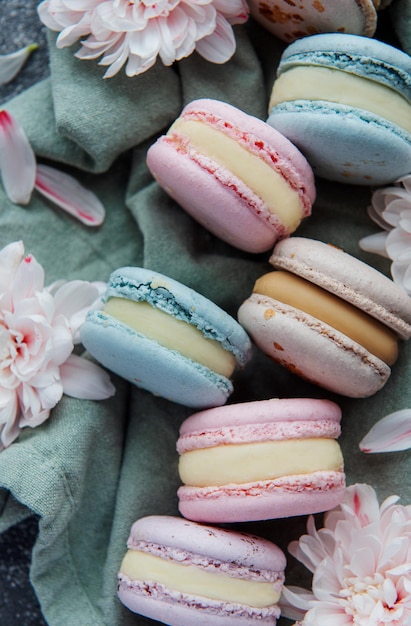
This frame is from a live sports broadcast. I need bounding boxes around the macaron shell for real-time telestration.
[276,33,411,98]
[267,100,411,185]
[178,471,346,523]
[270,237,411,339]
[81,311,233,408]
[247,0,377,42]
[127,515,286,570]
[147,98,315,253]
[237,293,390,397]
[117,586,281,626]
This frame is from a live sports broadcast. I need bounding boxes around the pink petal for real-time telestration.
[213,0,249,23]
[0,44,38,85]
[0,389,19,448]
[0,109,36,204]
[13,252,45,302]
[35,163,105,226]
[60,353,115,400]
[195,13,236,63]
[280,586,314,617]
[359,409,411,453]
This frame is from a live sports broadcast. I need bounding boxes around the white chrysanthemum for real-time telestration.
[37,0,249,78]
[0,241,115,449]
[360,174,411,296]
[281,484,411,626]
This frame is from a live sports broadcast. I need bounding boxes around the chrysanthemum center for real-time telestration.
[340,573,402,624]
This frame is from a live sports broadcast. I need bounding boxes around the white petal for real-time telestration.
[13,252,45,303]
[213,0,249,23]
[195,13,236,63]
[0,44,38,85]
[0,389,20,448]
[359,409,411,453]
[358,232,389,258]
[35,163,105,226]
[60,353,115,400]
[0,109,36,204]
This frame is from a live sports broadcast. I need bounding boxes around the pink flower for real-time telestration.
[281,483,411,625]
[37,0,249,78]
[0,241,115,449]
[359,175,411,296]
[0,109,105,226]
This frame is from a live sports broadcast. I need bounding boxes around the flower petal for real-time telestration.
[0,44,38,85]
[195,12,236,63]
[359,409,411,453]
[358,232,389,258]
[0,110,36,204]
[60,353,115,400]
[35,163,105,226]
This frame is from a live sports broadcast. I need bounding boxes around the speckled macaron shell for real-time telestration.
[146,98,315,253]
[271,238,411,339]
[80,267,252,409]
[117,515,286,626]
[177,398,345,522]
[267,34,411,185]
[237,237,411,397]
[248,0,378,42]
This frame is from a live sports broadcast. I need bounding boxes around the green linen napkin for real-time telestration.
[0,17,410,626]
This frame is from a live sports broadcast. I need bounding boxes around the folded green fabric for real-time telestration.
[0,18,411,626]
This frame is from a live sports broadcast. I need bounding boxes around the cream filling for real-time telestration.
[254,271,398,365]
[120,550,280,608]
[104,298,236,378]
[169,118,303,230]
[269,66,411,134]
[179,438,343,486]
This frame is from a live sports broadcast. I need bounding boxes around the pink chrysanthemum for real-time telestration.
[0,240,115,449]
[360,174,411,296]
[281,483,411,626]
[37,0,249,78]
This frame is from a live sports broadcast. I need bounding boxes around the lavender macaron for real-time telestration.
[117,515,286,625]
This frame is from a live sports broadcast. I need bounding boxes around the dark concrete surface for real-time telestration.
[1,4,50,624]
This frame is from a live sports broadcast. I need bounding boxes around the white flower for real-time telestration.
[360,174,411,295]
[0,109,105,226]
[0,44,38,86]
[37,0,249,78]
[281,483,411,626]
[0,241,115,449]
[359,408,411,454]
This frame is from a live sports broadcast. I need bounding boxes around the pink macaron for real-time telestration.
[117,515,286,625]
[146,98,315,253]
[238,237,411,397]
[177,398,345,523]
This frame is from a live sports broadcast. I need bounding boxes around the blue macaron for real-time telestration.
[80,267,252,408]
[267,33,411,185]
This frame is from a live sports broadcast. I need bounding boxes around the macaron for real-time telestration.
[146,98,315,253]
[247,0,394,42]
[80,267,252,408]
[117,515,286,626]
[267,34,411,185]
[238,237,411,397]
[177,398,345,523]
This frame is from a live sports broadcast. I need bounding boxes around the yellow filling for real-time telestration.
[179,438,343,486]
[120,550,280,608]
[104,298,236,378]
[170,118,303,230]
[269,66,411,134]
[254,271,398,365]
